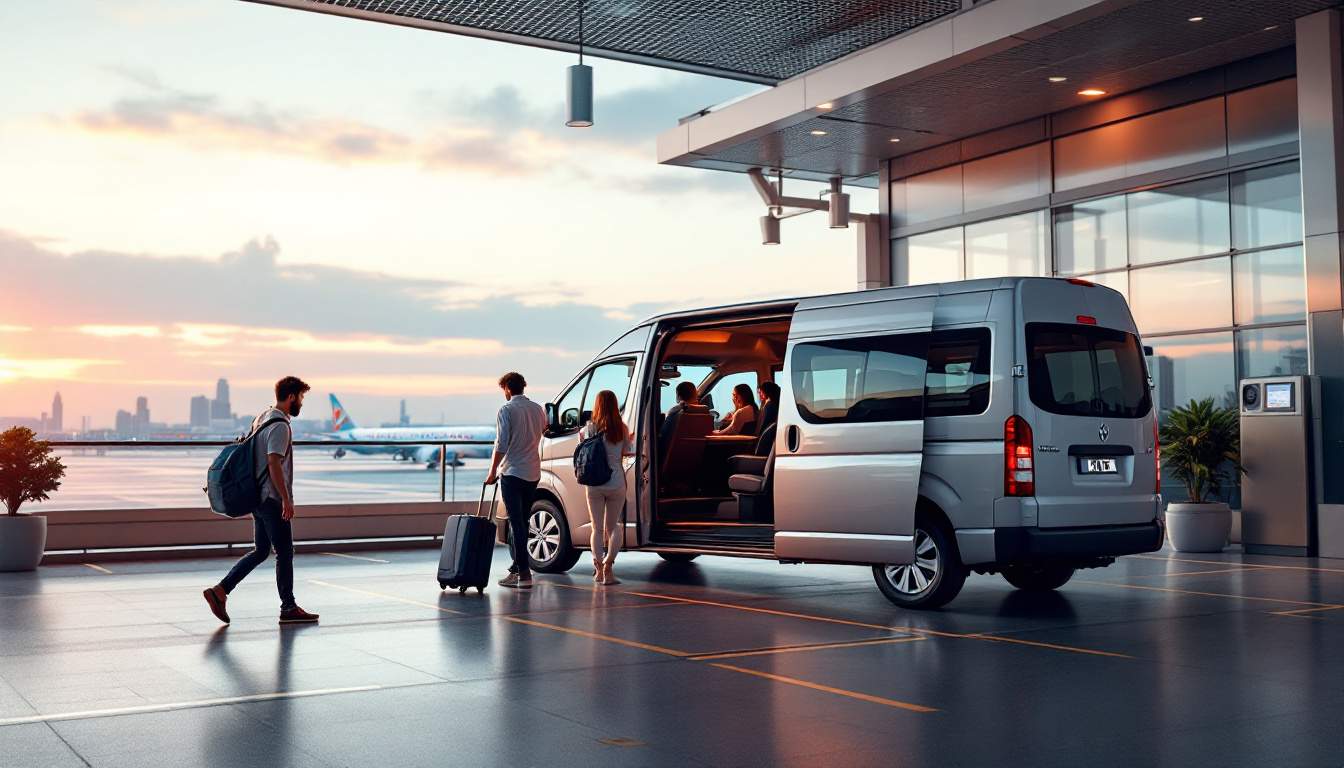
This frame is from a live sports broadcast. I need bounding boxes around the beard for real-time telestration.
[288,401,302,417]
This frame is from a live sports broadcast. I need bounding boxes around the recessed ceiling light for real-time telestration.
[889,137,901,143]
[1048,76,1068,83]
[816,102,834,110]
[810,129,829,136]
[1264,25,1279,31]
[1188,16,1204,22]
[1078,88,1107,97]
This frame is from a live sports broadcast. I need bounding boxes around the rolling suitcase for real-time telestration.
[437,483,498,593]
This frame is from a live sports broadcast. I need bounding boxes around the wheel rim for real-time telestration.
[527,507,561,564]
[884,528,940,596]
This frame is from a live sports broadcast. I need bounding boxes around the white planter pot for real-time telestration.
[0,514,48,571]
[1165,502,1231,553]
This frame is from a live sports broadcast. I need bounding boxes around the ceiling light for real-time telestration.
[828,177,850,229]
[1078,88,1107,97]
[1264,25,1279,31]
[1187,16,1204,22]
[889,137,901,143]
[1048,76,1068,83]
[565,1,593,127]
[810,129,828,136]
[816,102,834,110]
[760,214,780,245]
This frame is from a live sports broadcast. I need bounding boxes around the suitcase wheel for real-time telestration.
[476,587,484,594]
[458,586,468,594]
[439,580,448,590]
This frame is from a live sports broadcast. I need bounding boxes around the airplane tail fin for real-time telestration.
[329,394,357,432]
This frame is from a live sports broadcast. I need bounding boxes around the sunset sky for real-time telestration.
[0,0,871,428]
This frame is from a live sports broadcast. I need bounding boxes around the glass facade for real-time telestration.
[888,79,1307,503]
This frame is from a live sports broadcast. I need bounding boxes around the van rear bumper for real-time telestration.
[994,521,1163,563]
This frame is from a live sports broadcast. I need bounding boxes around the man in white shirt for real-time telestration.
[204,376,320,624]
[485,371,547,589]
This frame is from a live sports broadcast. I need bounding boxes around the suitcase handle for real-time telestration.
[476,482,500,518]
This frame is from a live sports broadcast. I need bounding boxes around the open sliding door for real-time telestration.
[773,296,936,565]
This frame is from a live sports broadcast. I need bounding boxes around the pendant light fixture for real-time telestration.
[566,1,593,127]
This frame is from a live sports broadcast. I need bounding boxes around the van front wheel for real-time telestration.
[1001,564,1075,591]
[524,499,581,574]
[872,520,966,610]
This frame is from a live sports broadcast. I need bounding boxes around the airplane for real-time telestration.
[327,394,495,469]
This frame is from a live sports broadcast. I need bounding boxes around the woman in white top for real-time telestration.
[711,383,759,436]
[579,389,635,585]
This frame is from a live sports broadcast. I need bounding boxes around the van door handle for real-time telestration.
[786,425,801,453]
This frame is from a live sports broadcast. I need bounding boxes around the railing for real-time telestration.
[33,439,499,561]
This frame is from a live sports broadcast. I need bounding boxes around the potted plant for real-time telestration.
[1160,398,1241,553]
[0,427,66,571]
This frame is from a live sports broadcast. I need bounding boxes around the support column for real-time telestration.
[1296,9,1344,555]
[858,162,894,290]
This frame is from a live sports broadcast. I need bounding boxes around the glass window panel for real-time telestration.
[1233,246,1306,325]
[1054,120,1133,192]
[791,334,928,424]
[894,228,963,286]
[1227,79,1298,156]
[1232,162,1302,250]
[903,165,963,225]
[1235,324,1308,378]
[965,211,1047,279]
[1146,332,1237,422]
[1125,98,1227,178]
[658,364,712,413]
[704,371,758,419]
[1127,176,1230,265]
[924,328,992,417]
[1128,257,1232,334]
[554,372,591,430]
[1055,195,1127,274]
[583,359,637,413]
[962,143,1050,213]
[1076,270,1129,302]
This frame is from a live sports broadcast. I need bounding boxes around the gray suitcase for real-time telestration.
[436,483,497,593]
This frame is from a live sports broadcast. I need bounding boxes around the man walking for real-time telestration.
[204,376,320,624]
[484,371,547,589]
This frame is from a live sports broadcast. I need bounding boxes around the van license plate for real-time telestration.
[1081,458,1118,474]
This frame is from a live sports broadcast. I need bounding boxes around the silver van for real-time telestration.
[522,277,1162,609]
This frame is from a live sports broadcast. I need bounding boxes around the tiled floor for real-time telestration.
[2,546,1343,767]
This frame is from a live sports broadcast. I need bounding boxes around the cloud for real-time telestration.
[78,325,161,338]
[0,357,112,383]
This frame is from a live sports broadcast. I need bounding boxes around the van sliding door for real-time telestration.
[774,297,935,565]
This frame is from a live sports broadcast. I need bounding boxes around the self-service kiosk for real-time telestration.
[1239,376,1321,556]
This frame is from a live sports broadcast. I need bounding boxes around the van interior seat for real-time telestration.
[660,404,713,491]
[728,445,775,522]
[726,423,775,477]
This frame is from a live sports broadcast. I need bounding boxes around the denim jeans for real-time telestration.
[500,474,538,579]
[220,497,296,611]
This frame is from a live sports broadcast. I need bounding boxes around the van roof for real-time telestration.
[635,277,1111,327]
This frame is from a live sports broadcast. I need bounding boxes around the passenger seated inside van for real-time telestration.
[711,383,758,436]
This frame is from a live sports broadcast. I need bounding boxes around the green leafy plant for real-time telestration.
[1159,398,1241,503]
[0,427,66,515]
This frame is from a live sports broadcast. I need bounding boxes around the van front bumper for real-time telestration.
[994,520,1164,563]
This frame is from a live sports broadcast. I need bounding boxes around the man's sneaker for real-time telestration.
[279,606,320,624]
[203,586,230,624]
[498,573,533,589]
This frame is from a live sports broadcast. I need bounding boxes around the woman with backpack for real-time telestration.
[578,389,634,585]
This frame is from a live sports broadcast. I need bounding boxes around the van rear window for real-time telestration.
[1026,323,1151,419]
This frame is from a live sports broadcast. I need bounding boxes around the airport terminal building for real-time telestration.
[263,0,1344,531]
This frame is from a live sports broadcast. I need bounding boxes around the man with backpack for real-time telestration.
[204,376,320,625]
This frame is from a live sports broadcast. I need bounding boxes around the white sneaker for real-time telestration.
[498,573,533,589]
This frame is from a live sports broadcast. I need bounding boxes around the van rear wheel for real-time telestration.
[872,518,966,610]
[1001,564,1075,591]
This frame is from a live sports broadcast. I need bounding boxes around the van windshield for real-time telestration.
[1026,323,1151,419]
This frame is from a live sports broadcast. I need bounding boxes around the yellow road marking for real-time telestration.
[689,636,924,661]
[1077,579,1344,611]
[964,634,1132,659]
[503,616,691,657]
[556,583,1126,658]
[82,563,113,574]
[1133,554,1344,576]
[308,580,467,615]
[1269,605,1344,618]
[707,663,938,713]
[319,552,391,564]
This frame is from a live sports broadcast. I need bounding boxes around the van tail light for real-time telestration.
[1153,418,1161,496]
[1076,314,1097,325]
[1004,415,1035,497]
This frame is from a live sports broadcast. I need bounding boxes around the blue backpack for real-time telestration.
[205,417,287,518]
[573,430,613,487]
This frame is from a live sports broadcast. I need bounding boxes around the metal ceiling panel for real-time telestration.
[247,0,963,83]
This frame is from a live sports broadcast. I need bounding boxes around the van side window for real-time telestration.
[1026,323,1152,418]
[584,359,637,413]
[553,372,591,431]
[925,328,991,417]
[791,334,928,424]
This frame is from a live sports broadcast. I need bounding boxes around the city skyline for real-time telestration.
[0,0,871,427]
